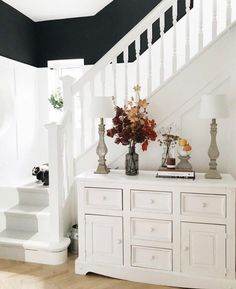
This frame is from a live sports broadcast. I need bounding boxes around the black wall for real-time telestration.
[36,0,163,67]
[0,0,192,68]
[0,0,36,66]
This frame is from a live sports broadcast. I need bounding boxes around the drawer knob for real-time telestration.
[150,199,155,204]
[184,246,189,251]
[150,227,155,232]
[117,239,122,245]
[151,255,156,261]
[202,202,207,208]
[103,196,107,201]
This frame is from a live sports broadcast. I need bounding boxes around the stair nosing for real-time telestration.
[4,206,50,218]
[0,230,70,252]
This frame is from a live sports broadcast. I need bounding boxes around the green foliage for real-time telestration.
[48,88,63,110]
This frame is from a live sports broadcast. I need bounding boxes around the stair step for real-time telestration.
[4,205,50,217]
[0,229,70,252]
[17,181,49,193]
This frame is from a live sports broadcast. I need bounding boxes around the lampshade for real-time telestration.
[199,94,229,119]
[91,96,114,118]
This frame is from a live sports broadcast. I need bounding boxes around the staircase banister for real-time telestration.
[72,0,174,95]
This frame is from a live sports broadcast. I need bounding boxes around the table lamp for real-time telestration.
[199,94,229,179]
[91,97,114,174]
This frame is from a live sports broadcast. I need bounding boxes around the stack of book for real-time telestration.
[156,167,195,180]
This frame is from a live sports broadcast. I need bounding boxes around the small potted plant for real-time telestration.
[48,87,63,110]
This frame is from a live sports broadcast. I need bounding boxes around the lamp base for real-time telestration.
[205,169,221,179]
[94,164,110,174]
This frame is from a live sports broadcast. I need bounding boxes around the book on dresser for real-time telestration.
[156,167,195,180]
[75,170,236,289]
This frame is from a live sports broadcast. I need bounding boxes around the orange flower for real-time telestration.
[183,144,192,152]
[142,139,149,151]
[133,84,141,92]
[138,99,149,109]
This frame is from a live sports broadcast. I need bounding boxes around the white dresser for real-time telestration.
[75,170,236,289]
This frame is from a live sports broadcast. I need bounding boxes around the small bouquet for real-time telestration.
[158,124,179,167]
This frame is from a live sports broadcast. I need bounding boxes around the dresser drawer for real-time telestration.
[181,193,226,218]
[132,246,172,271]
[131,190,172,214]
[85,187,122,210]
[131,218,172,243]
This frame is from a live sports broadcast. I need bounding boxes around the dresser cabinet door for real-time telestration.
[85,215,123,265]
[181,223,226,278]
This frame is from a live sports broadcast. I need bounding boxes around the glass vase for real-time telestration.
[161,145,175,167]
[125,145,139,176]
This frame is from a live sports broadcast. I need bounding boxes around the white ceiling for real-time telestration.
[3,0,113,22]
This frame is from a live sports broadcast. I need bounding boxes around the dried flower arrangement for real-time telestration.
[107,95,157,152]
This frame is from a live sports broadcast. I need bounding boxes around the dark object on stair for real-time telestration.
[32,164,49,186]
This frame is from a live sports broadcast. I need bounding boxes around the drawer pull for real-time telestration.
[201,202,207,208]
[150,199,155,204]
[150,227,155,232]
[184,246,189,251]
[117,239,122,245]
[102,196,107,201]
[151,255,156,261]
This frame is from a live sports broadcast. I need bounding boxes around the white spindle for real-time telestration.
[172,0,178,73]
[212,0,217,39]
[112,59,117,105]
[185,0,190,62]
[61,76,75,197]
[135,38,141,85]
[101,68,106,96]
[90,79,96,142]
[198,0,203,51]
[226,0,232,27]
[147,26,153,97]
[124,48,129,104]
[160,14,165,84]
[80,88,85,153]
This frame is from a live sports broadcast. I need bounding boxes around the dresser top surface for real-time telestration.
[76,170,236,189]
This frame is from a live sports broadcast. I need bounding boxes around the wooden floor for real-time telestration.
[0,254,179,289]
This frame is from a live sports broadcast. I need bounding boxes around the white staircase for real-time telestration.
[0,182,70,265]
[45,0,236,253]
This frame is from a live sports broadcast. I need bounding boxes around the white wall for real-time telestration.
[0,57,49,183]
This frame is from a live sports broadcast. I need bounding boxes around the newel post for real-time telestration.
[45,122,64,242]
[61,76,76,221]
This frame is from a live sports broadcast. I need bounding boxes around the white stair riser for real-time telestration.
[5,214,50,233]
[0,187,19,208]
[19,191,49,207]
